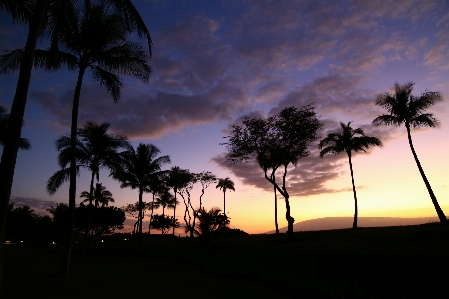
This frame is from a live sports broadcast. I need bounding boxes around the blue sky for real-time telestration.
[1,0,449,233]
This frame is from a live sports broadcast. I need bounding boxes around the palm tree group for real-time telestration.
[0,0,153,278]
[112,143,170,236]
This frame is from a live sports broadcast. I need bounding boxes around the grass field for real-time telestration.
[4,223,449,299]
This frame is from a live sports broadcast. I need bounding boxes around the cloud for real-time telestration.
[31,80,251,139]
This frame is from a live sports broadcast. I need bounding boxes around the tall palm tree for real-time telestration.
[373,82,447,223]
[165,166,190,236]
[112,143,170,235]
[46,121,128,255]
[0,105,31,150]
[216,178,235,215]
[80,183,114,207]
[319,122,383,229]
[0,0,153,283]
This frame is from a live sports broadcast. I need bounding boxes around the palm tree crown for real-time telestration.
[80,183,114,207]
[319,122,382,157]
[373,82,446,223]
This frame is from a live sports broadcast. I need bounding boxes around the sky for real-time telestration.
[1,0,449,234]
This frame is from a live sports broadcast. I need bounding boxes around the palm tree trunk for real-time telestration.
[223,190,226,215]
[0,1,48,295]
[347,151,358,229]
[272,173,279,234]
[406,125,447,222]
[172,191,177,237]
[82,172,96,257]
[138,189,143,235]
[149,193,155,235]
[59,66,86,276]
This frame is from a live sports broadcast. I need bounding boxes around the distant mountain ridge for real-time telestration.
[264,216,439,234]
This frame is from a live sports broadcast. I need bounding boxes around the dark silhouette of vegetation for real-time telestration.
[224,105,322,239]
[373,82,447,223]
[5,203,124,244]
[5,204,51,243]
[215,177,235,216]
[112,143,170,236]
[0,0,152,286]
[80,183,115,208]
[165,166,190,236]
[74,204,125,239]
[319,122,382,229]
[194,207,230,247]
[147,176,168,235]
[47,121,128,256]
[0,106,31,150]
[196,171,217,210]
[176,170,197,237]
[150,214,179,235]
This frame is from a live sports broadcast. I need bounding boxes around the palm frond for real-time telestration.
[46,166,80,195]
[372,115,402,127]
[90,65,122,101]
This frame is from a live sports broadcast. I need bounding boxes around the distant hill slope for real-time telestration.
[265,216,439,234]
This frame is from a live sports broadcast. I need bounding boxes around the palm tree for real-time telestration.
[373,82,447,223]
[80,183,114,207]
[0,0,153,281]
[216,178,235,215]
[319,122,383,229]
[46,121,128,255]
[0,105,31,150]
[112,143,170,235]
[165,166,190,236]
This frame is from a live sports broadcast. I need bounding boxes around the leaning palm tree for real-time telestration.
[0,105,31,150]
[373,82,447,223]
[216,178,235,215]
[111,143,170,235]
[80,183,114,207]
[319,122,383,229]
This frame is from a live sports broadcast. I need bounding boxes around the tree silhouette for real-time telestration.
[215,178,235,216]
[154,191,178,234]
[0,0,153,279]
[373,82,447,223]
[165,166,190,236]
[80,183,115,207]
[46,121,128,256]
[0,105,31,150]
[196,172,217,210]
[225,105,322,240]
[194,207,230,247]
[112,143,170,235]
[147,176,167,235]
[319,122,382,229]
[176,170,197,237]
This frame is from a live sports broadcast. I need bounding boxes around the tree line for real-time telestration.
[0,0,447,298]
